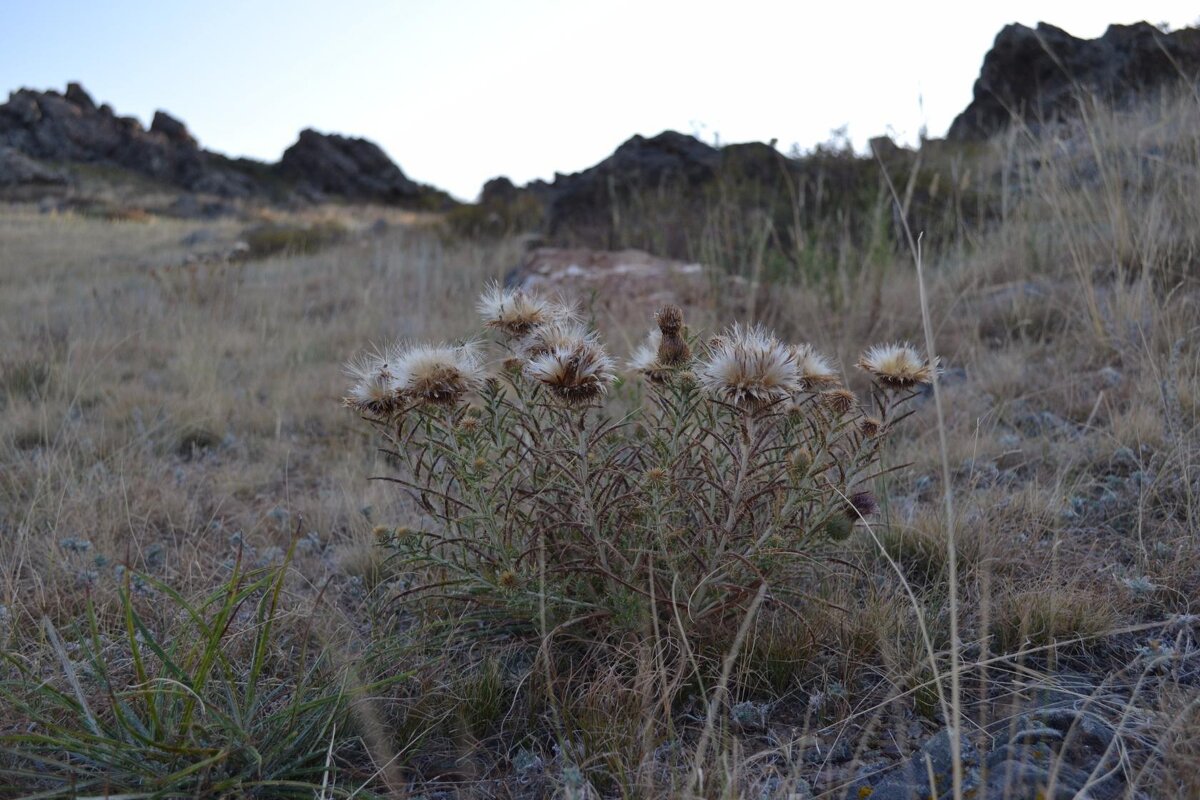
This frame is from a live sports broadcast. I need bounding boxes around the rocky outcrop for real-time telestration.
[0,83,454,207]
[0,83,255,196]
[949,22,1200,140]
[488,130,910,263]
[0,146,68,187]
[539,131,721,242]
[278,129,451,206]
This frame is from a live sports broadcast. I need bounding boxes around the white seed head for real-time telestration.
[390,341,486,406]
[516,318,593,360]
[856,342,938,388]
[477,283,574,338]
[344,350,401,417]
[525,332,615,405]
[697,323,800,409]
[628,329,671,383]
[791,343,841,389]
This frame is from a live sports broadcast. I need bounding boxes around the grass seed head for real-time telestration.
[857,342,938,389]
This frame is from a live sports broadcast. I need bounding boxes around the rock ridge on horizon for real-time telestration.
[0,82,453,207]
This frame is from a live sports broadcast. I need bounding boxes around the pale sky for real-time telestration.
[3,1,1198,200]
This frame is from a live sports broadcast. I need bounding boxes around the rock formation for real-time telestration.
[949,22,1200,140]
[0,83,453,207]
[279,129,423,205]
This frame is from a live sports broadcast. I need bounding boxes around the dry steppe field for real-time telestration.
[1,96,1199,799]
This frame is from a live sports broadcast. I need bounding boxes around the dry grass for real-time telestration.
[1,87,1199,798]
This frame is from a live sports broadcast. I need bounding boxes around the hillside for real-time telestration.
[0,19,1198,800]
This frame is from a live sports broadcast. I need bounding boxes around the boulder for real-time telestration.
[949,22,1200,140]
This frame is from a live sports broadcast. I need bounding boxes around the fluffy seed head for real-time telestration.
[525,333,615,405]
[477,283,571,338]
[697,324,800,409]
[857,342,939,389]
[791,343,840,389]
[628,329,668,382]
[517,318,592,360]
[344,350,401,417]
[391,342,486,406]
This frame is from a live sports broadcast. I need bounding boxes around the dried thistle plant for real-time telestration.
[345,294,926,706]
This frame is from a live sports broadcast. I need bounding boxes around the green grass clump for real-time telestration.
[0,546,403,798]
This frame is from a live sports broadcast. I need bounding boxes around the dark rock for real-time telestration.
[1024,707,1115,760]
[150,110,196,147]
[980,759,1081,800]
[1,85,211,191]
[480,175,519,205]
[278,128,451,207]
[0,145,68,186]
[950,22,1200,140]
[541,130,720,242]
[849,729,978,800]
[64,82,96,111]
[0,84,456,206]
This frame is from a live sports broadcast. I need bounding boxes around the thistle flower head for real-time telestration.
[697,324,800,410]
[628,329,669,382]
[477,283,572,338]
[821,388,858,415]
[525,332,615,405]
[655,304,684,335]
[857,342,939,389]
[344,350,401,417]
[859,417,883,437]
[845,490,879,520]
[791,343,840,389]
[516,318,592,360]
[391,342,486,406]
[655,305,691,367]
